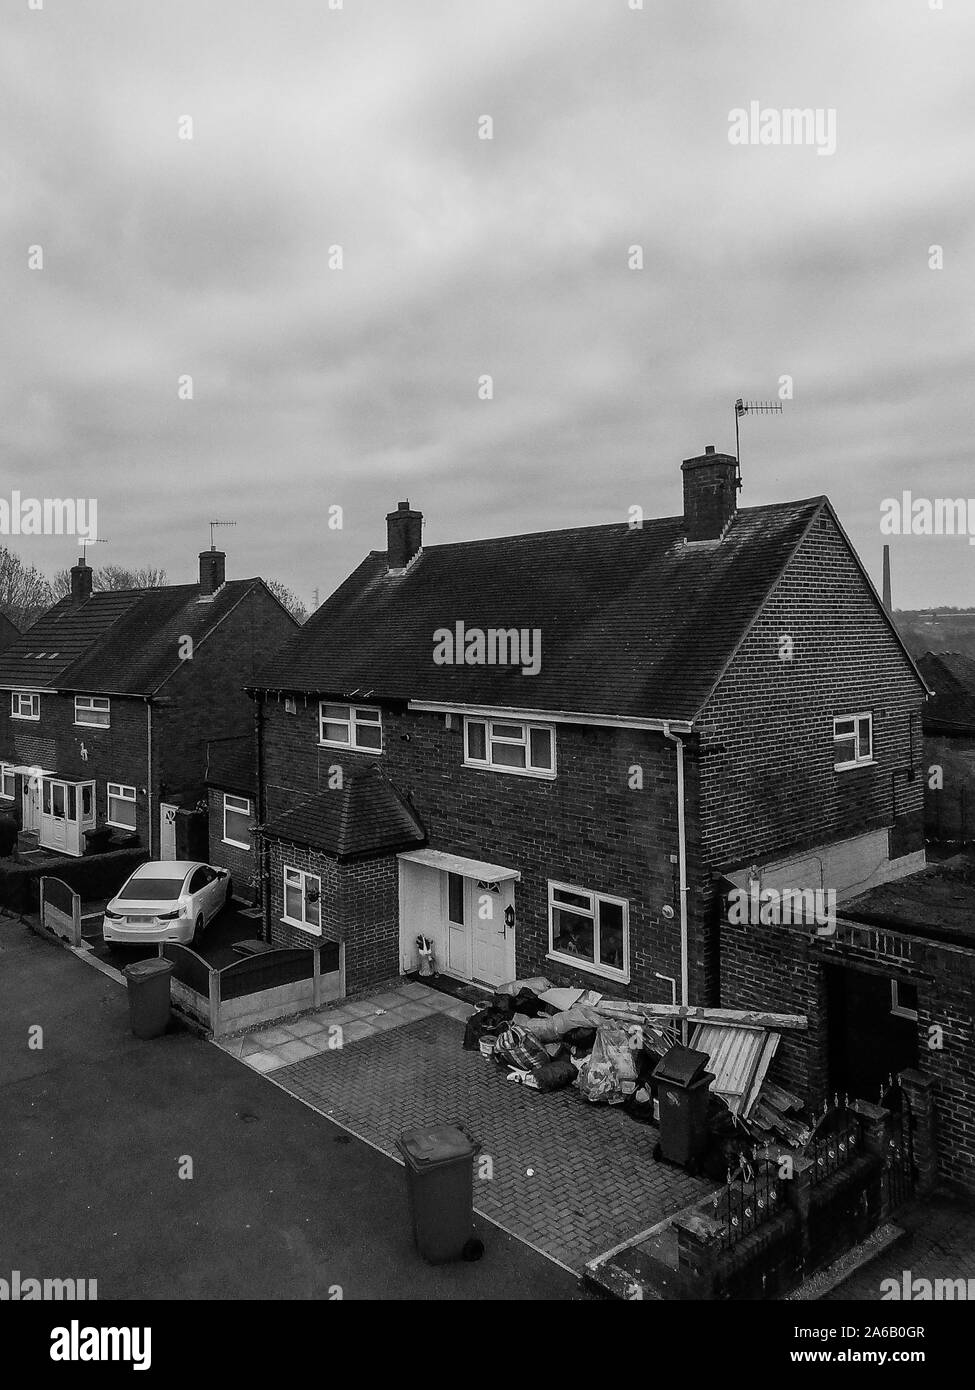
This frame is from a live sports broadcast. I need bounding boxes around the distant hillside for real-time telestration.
[895,609,975,659]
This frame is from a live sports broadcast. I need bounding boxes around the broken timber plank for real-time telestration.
[595,1001,808,1031]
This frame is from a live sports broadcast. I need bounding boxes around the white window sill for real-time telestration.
[223,837,251,851]
[75,721,110,729]
[833,758,876,772]
[281,915,322,937]
[465,760,556,781]
[11,714,39,722]
[545,951,629,985]
[318,740,383,754]
[106,820,136,831]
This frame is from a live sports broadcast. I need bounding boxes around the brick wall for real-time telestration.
[699,511,926,871]
[207,787,258,902]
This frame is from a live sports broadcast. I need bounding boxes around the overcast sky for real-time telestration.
[3,0,973,610]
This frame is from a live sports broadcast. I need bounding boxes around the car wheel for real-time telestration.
[191,915,204,948]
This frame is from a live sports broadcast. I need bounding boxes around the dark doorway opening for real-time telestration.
[826,965,919,1101]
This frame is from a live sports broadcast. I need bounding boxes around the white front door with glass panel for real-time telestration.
[39,778,95,857]
[444,872,515,986]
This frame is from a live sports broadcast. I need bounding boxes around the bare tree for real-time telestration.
[51,564,167,598]
[267,580,308,623]
[0,547,53,630]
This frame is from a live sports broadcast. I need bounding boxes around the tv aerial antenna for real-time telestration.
[734,398,783,487]
[79,537,108,563]
[208,520,237,549]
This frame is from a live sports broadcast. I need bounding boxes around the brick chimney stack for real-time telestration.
[199,548,226,596]
[70,558,93,604]
[386,501,423,574]
[681,445,739,541]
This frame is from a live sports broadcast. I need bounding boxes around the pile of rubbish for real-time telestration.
[463,976,679,1118]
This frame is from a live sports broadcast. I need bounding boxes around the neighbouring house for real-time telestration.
[205,733,260,903]
[0,549,298,863]
[0,613,20,653]
[249,445,928,1011]
[915,651,975,848]
[721,855,975,1192]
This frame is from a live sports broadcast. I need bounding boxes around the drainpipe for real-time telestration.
[255,692,270,943]
[662,722,689,1045]
[145,699,153,858]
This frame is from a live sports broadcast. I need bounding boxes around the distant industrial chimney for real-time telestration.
[386,501,423,574]
[70,557,93,605]
[199,549,226,597]
[681,445,739,541]
[882,544,892,614]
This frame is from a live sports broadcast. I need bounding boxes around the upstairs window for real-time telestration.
[223,794,252,849]
[75,695,111,728]
[11,691,40,721]
[834,713,873,770]
[318,702,382,752]
[464,717,555,779]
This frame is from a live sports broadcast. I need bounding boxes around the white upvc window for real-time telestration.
[0,763,14,799]
[74,695,111,728]
[318,702,383,752]
[547,881,629,983]
[107,782,137,830]
[463,717,555,779]
[223,794,252,850]
[283,866,322,935]
[11,691,40,721]
[833,712,873,770]
[891,979,919,1022]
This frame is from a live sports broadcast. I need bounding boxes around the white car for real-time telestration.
[103,860,232,947]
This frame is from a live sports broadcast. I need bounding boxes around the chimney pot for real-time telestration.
[199,549,226,596]
[386,501,423,574]
[681,448,739,541]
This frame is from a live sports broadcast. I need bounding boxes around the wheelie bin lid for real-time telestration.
[396,1123,477,1167]
[123,958,174,983]
[652,1045,711,1087]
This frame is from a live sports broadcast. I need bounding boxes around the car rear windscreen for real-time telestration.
[117,877,184,900]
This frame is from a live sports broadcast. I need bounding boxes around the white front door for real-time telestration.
[159,804,178,859]
[444,872,516,987]
[22,776,40,833]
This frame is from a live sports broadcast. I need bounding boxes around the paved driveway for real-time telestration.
[221,982,712,1272]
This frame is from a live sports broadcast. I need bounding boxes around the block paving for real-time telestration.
[220,981,712,1272]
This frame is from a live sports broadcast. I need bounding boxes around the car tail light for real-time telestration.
[156,909,180,920]
[104,908,123,920]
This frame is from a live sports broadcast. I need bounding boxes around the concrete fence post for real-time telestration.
[209,966,221,1039]
[313,946,321,1009]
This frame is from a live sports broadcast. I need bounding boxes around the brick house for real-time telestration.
[250,446,928,1012]
[0,549,297,863]
[915,651,975,847]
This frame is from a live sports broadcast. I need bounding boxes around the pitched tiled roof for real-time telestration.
[263,765,425,860]
[205,735,257,796]
[0,612,20,652]
[0,581,259,696]
[254,500,826,721]
[916,652,975,733]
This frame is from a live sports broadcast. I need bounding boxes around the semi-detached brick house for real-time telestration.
[0,549,297,865]
[251,446,929,1014]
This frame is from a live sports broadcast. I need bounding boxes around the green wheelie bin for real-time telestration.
[123,957,174,1039]
[396,1123,483,1263]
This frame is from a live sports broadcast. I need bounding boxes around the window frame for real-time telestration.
[11,690,40,721]
[890,978,919,1022]
[546,879,629,983]
[833,712,874,771]
[222,793,253,850]
[0,763,14,799]
[74,695,111,728]
[317,701,383,753]
[463,716,556,780]
[282,865,322,936]
[107,782,137,830]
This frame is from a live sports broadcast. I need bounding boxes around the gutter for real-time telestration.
[662,721,690,1044]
